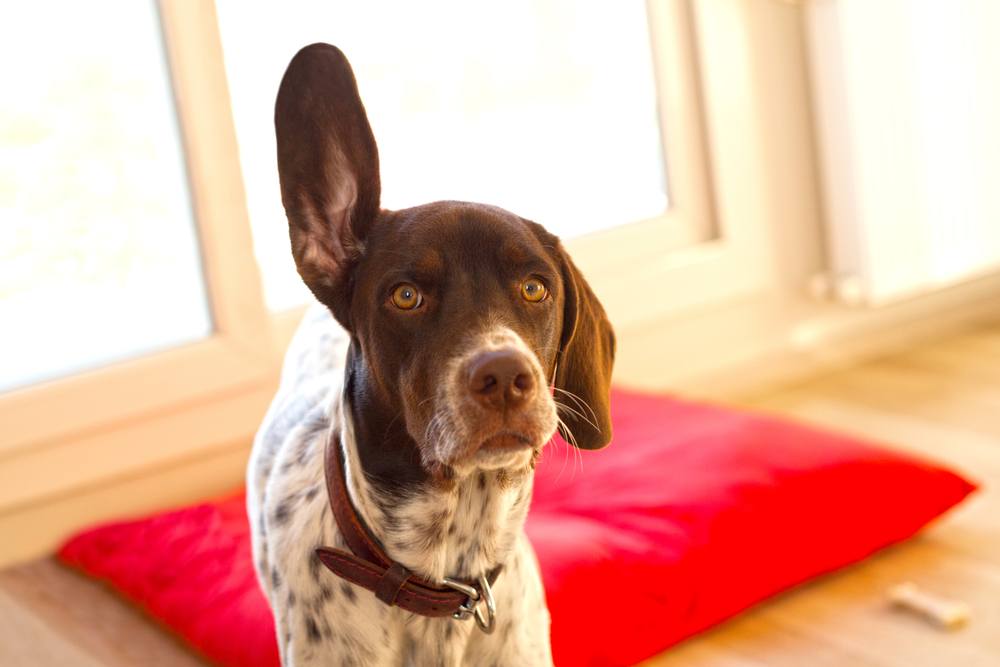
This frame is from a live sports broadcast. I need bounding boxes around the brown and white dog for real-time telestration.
[247,43,615,666]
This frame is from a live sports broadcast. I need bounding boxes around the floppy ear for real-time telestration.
[553,243,616,450]
[275,43,380,328]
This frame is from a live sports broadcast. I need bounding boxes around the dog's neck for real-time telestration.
[336,353,535,583]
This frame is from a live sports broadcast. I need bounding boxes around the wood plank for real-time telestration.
[0,588,107,667]
[0,560,206,666]
[647,326,1000,665]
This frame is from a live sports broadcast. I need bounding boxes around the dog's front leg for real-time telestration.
[401,615,477,667]
[269,547,402,665]
[275,595,400,667]
[463,538,554,666]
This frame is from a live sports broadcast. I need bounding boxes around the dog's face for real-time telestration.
[349,203,568,473]
[275,44,614,475]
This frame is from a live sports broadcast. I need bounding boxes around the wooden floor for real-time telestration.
[3,324,999,666]
[646,325,1000,667]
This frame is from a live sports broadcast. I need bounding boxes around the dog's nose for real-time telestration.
[467,349,536,410]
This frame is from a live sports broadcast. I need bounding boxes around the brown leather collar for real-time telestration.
[314,433,502,621]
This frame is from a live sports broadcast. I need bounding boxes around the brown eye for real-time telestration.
[391,283,422,310]
[520,278,548,302]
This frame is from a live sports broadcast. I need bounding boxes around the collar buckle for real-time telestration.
[442,574,496,634]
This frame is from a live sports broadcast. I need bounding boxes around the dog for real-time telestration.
[247,43,615,666]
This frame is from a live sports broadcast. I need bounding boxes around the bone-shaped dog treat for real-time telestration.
[888,582,970,630]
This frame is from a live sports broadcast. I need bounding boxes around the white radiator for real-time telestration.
[805,0,1000,305]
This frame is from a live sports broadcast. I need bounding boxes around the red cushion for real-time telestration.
[59,389,976,667]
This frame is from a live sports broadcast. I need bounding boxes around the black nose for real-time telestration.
[467,348,536,411]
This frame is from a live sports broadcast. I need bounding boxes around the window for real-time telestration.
[1,0,211,393]
[216,0,715,311]
[0,0,274,564]
[1,0,772,565]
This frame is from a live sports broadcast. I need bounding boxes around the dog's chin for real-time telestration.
[471,432,537,470]
[436,429,550,475]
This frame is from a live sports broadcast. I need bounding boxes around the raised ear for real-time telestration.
[275,43,380,327]
[553,241,616,450]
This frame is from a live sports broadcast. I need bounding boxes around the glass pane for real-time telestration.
[217,0,667,311]
[0,1,211,393]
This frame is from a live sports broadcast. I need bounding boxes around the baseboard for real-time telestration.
[612,270,1000,401]
[2,442,250,567]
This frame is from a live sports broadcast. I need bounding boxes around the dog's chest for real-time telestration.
[367,469,533,583]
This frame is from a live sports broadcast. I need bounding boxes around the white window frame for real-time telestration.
[0,1,279,564]
[571,0,770,332]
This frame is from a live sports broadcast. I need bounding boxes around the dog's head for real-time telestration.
[275,44,614,476]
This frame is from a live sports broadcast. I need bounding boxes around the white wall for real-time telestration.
[806,0,1000,305]
[603,1,1000,398]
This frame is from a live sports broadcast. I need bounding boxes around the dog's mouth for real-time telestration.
[468,429,540,470]
[419,403,553,472]
[479,430,533,451]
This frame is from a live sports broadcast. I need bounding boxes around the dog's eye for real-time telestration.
[391,283,422,310]
[520,278,548,303]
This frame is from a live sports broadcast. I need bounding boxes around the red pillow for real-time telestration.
[59,389,975,667]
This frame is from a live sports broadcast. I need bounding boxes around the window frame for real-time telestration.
[0,0,278,557]
[569,0,769,332]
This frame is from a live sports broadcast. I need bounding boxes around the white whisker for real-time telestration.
[553,387,600,431]
[554,398,599,432]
